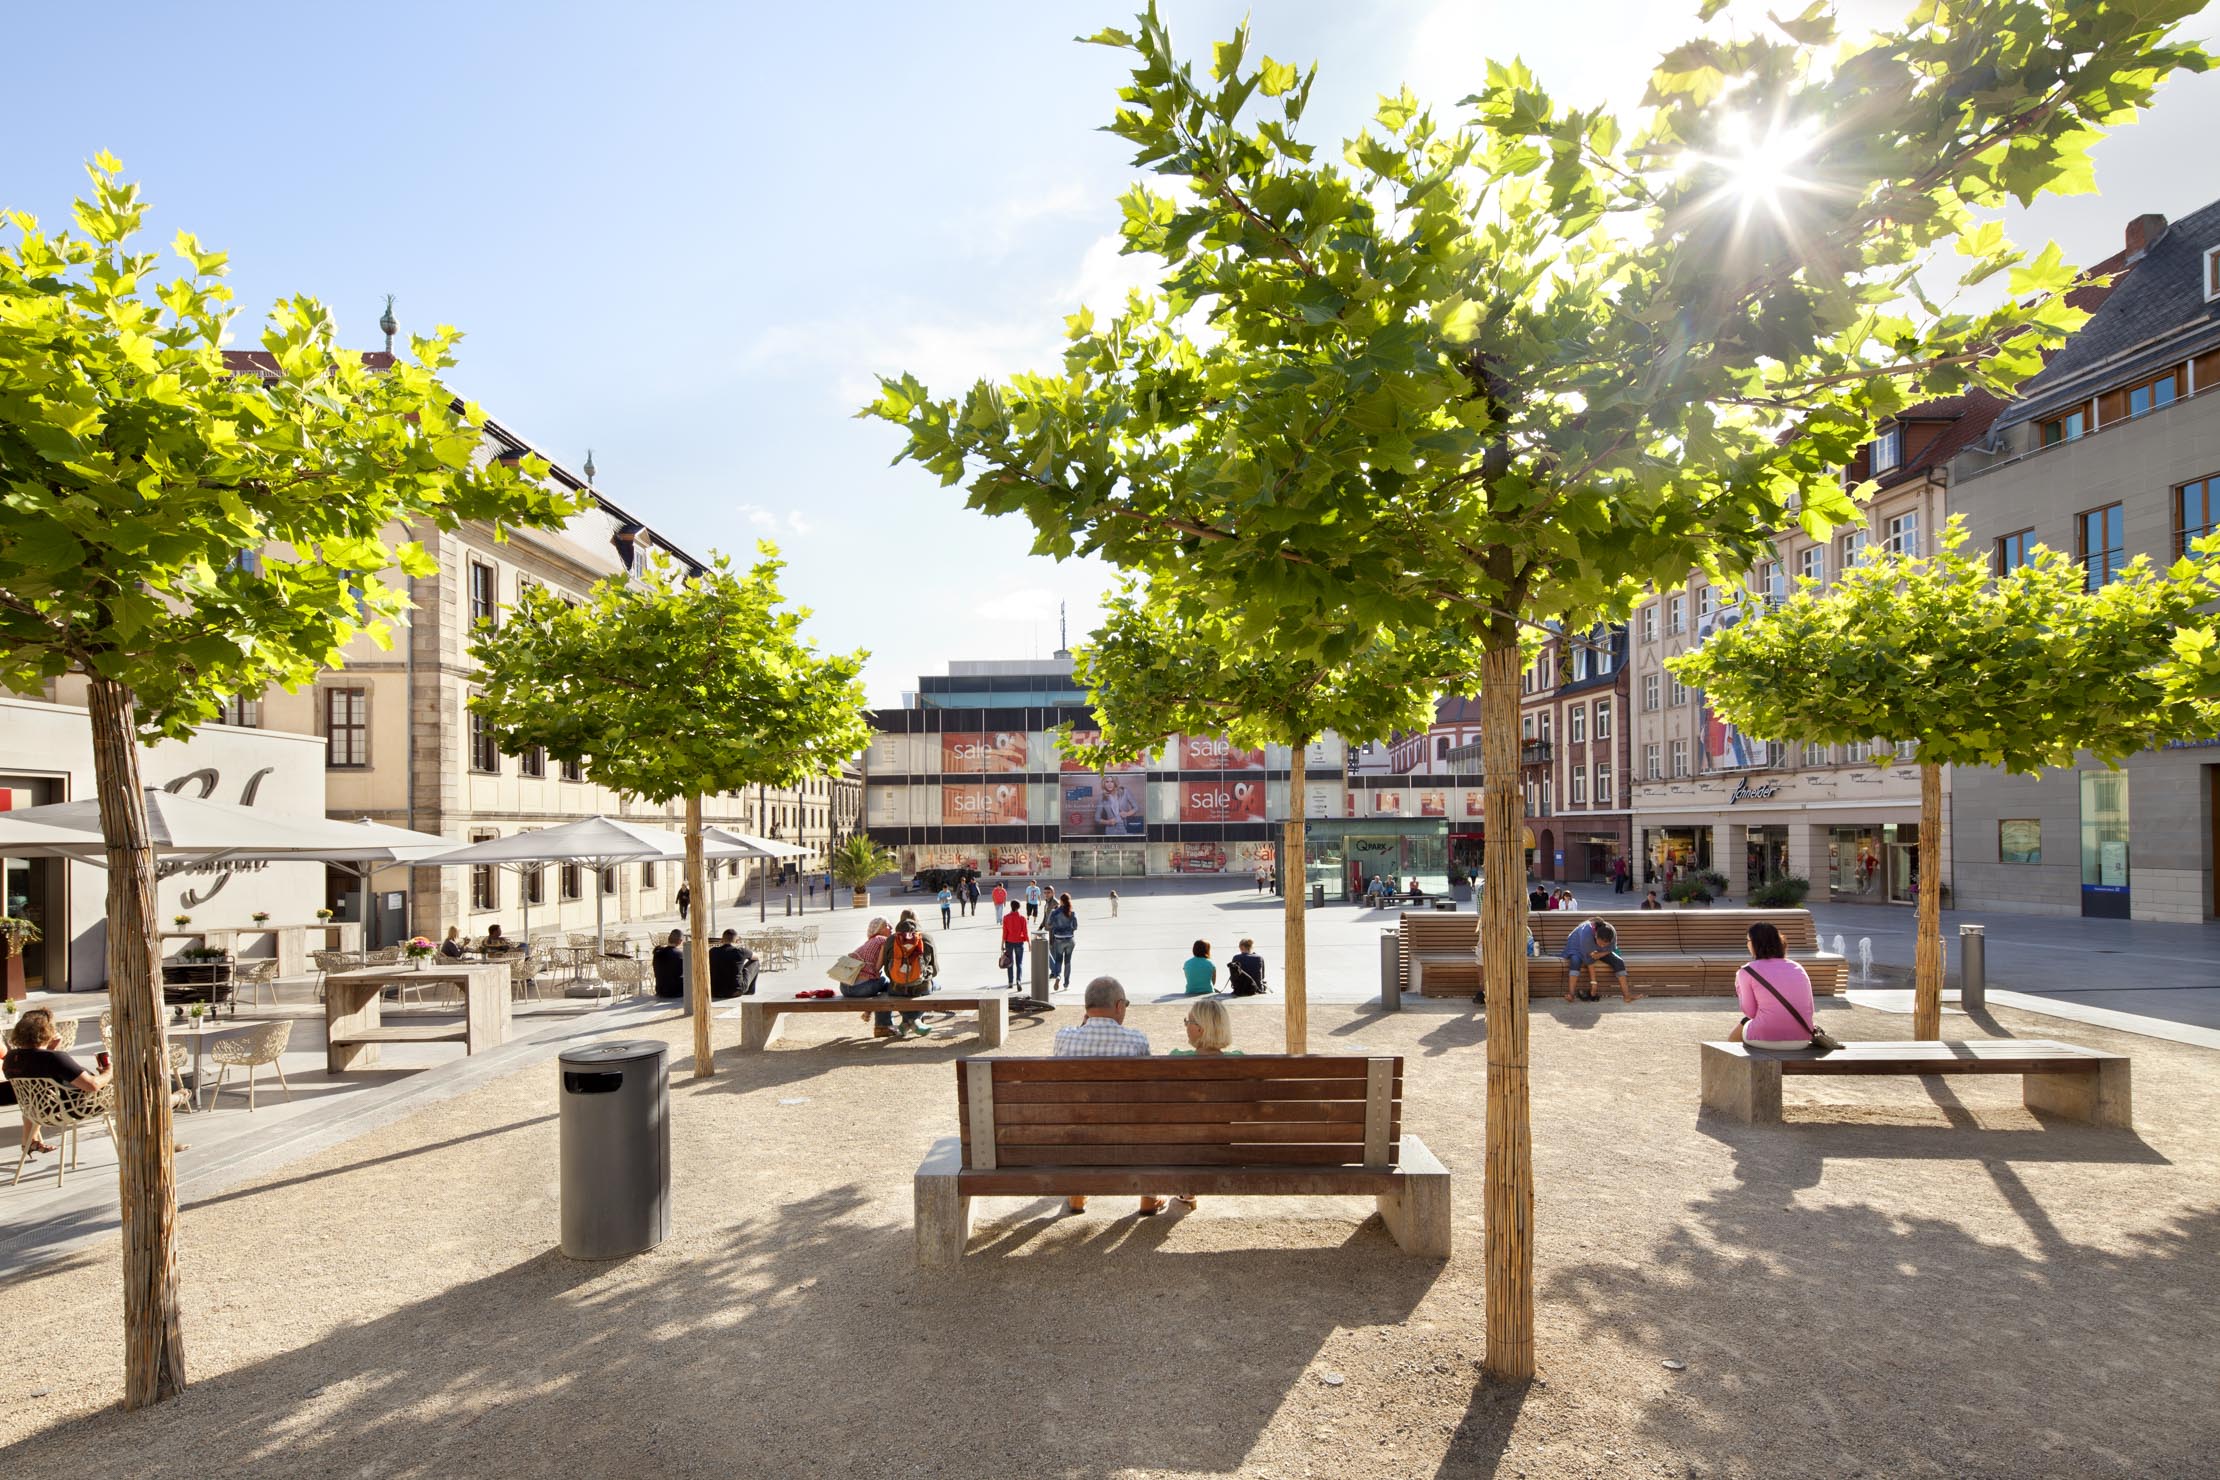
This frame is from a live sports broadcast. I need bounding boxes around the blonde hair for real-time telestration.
[1185,998,1234,1053]
[9,1007,56,1051]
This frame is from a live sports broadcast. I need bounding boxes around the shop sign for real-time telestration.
[1728,779,1781,804]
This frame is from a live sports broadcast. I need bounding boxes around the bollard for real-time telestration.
[1380,929,1402,1012]
[1312,882,1326,910]
[1029,936,1052,1006]
[1959,923,1986,1012]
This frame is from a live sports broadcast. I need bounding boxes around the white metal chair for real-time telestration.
[100,1011,191,1112]
[506,952,539,1002]
[310,949,359,1001]
[232,958,281,1008]
[365,946,405,966]
[10,1077,115,1188]
[49,1017,80,1050]
[598,956,647,1000]
[206,1021,292,1111]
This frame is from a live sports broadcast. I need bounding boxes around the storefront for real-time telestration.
[1642,825,1712,884]
[1304,819,1451,901]
[1632,760,1935,905]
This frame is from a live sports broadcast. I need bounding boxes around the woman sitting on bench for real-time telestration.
[1730,922,1816,1048]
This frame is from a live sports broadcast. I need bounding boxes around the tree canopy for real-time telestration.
[468,548,871,804]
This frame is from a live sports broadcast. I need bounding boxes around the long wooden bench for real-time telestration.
[913,1055,1450,1264]
[1700,1039,2132,1127]
[1401,908,1846,999]
[739,989,1009,1050]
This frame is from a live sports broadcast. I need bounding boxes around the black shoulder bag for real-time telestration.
[1742,963,1842,1052]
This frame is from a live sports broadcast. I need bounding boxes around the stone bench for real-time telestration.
[738,989,1010,1051]
[1699,1039,2132,1127]
[914,1054,1450,1264]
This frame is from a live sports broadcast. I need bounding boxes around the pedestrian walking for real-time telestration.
[676,884,692,923]
[1108,888,1120,918]
[1025,882,1042,920]
[937,884,953,930]
[964,875,980,916]
[1046,891,1078,991]
[1000,905,1030,988]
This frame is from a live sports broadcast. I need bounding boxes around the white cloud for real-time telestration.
[735,503,815,539]
[975,588,1063,623]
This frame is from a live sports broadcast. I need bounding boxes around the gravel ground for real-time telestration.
[1,995,2214,1479]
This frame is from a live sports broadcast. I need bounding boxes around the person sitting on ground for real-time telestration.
[439,925,467,959]
[1560,917,1644,1005]
[1169,996,1240,1209]
[877,917,938,1039]
[1639,889,1662,910]
[1183,939,1217,997]
[841,917,895,1029]
[3,1009,110,1157]
[1052,977,1158,1216]
[709,928,759,1000]
[1731,922,1818,1048]
[652,928,686,998]
[1226,938,1267,996]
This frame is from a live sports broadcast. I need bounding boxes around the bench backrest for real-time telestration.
[955,1056,1403,1172]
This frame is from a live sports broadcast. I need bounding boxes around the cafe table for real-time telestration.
[321,961,512,1073]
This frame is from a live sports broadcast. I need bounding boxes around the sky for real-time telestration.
[11,2,2217,704]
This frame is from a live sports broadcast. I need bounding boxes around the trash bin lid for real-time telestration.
[558,1039,669,1068]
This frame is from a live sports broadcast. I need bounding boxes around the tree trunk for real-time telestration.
[1479,637,1534,1383]
[1283,742,1308,1055]
[87,677,187,1408]
[1913,760,1943,1041]
[686,793,714,1077]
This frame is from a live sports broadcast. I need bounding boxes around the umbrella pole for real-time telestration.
[595,869,607,992]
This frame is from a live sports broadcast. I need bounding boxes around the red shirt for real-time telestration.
[1001,911,1030,944]
[992,886,1008,906]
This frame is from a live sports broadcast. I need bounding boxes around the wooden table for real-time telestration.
[168,1018,266,1112]
[323,963,512,1072]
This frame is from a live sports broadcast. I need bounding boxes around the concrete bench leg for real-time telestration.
[2024,1061,2133,1129]
[739,1001,784,1052]
[1376,1136,1452,1257]
[1700,1043,1781,1124]
[976,996,1007,1048]
[914,1135,972,1266]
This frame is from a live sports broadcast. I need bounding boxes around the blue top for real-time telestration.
[937,889,952,904]
[1183,957,1217,995]
[1561,921,1602,965]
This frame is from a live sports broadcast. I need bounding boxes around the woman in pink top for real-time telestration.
[1731,922,1817,1048]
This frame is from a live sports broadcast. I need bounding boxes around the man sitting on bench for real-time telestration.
[1051,976,1162,1218]
[1561,918,1645,1006]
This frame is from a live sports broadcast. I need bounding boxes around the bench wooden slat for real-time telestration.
[764,993,1008,1010]
[996,1120,1395,1146]
[994,1142,1396,1167]
[994,1099,1372,1126]
[990,1055,1379,1082]
[993,1079,1381,1104]
[956,1165,1405,1197]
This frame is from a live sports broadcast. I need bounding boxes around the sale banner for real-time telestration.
[942,781,1028,826]
[1178,733,1266,771]
[941,730,1028,774]
[1179,777,1265,823]
[1168,843,1227,873]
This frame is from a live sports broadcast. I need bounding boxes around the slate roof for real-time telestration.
[1995,197,2220,431]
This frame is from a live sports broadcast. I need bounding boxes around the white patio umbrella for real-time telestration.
[698,827,811,925]
[416,816,747,971]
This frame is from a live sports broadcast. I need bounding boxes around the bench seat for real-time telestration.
[1402,909,1846,999]
[1700,1039,2132,1127]
[915,1055,1450,1263]
[739,990,1009,1050]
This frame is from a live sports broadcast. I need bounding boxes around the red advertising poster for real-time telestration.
[1463,789,1485,819]
[1179,777,1265,823]
[942,782,1028,826]
[1057,730,1146,774]
[1419,790,1446,818]
[1168,843,1227,873]
[941,730,1028,774]
[1178,734,1266,771]
[1375,791,1404,816]
[987,847,1046,877]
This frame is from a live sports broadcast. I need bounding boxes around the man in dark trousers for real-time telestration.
[651,929,685,998]
[709,928,759,998]
[676,883,692,923]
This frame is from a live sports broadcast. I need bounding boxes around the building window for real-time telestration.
[1644,743,1661,780]
[1870,424,1901,474]
[2077,502,2124,590]
[1667,594,1685,635]
[1594,699,1612,739]
[2177,477,2217,557]
[1539,712,1552,745]
[1435,735,1450,759]
[1643,673,1661,711]
[1802,742,1829,766]
[1839,528,1867,569]
[2208,245,2220,301]
[2041,405,2089,447]
[469,561,498,628]
[1797,545,1824,588]
[1895,739,1919,760]
[1845,739,1869,764]
[1752,561,1783,605]
[469,707,500,774]
[217,694,261,728]
[1594,764,1611,806]
[560,864,583,901]
[234,547,264,577]
[1539,777,1552,817]
[1996,528,2037,574]
[2125,370,2179,420]
[1668,678,1690,707]
[525,864,545,906]
[1569,706,1586,744]
[469,830,497,912]
[1639,604,1656,644]
[1696,585,1713,625]
[1570,767,1587,805]
[520,745,546,779]
[1669,740,1688,778]
[1523,715,1535,740]
[561,757,584,783]
[1590,628,1615,675]
[325,688,368,768]
[642,861,656,890]
[1884,511,1920,557]
[601,866,617,896]
[1999,819,2041,866]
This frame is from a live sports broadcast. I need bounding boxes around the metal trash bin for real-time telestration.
[1958,924,1986,1012]
[558,1039,670,1259]
[1312,882,1326,909]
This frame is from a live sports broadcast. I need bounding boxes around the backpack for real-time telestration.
[887,933,931,993]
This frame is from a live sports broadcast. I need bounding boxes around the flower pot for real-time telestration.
[850,889,869,908]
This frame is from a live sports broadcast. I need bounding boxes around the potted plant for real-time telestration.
[404,935,436,968]
[830,833,898,909]
[161,945,234,1006]
[1665,878,1715,908]
[1,914,41,1002]
[172,913,192,929]
[1749,875,1812,909]
[251,910,270,925]
[315,907,334,921]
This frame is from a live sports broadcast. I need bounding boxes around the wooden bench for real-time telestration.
[739,989,1009,1050]
[1700,1039,2132,1127]
[914,1055,1451,1264]
[1402,909,1846,999]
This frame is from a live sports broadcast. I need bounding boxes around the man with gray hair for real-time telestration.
[1051,976,1159,1216]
